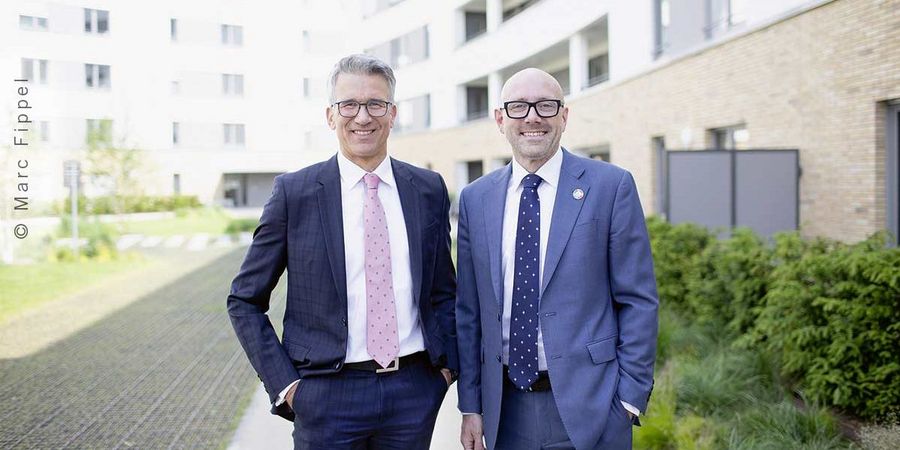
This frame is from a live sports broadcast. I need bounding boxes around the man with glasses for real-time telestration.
[228,54,457,449]
[456,68,658,449]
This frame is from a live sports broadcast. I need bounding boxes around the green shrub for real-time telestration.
[54,217,119,261]
[752,233,900,420]
[647,217,713,311]
[225,218,259,235]
[684,228,772,338]
[55,195,202,215]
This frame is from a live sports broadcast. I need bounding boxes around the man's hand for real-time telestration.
[441,368,452,386]
[285,383,298,411]
[460,414,485,450]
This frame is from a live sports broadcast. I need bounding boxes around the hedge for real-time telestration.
[55,195,202,215]
[647,218,900,421]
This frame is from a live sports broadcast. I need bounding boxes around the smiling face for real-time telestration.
[326,72,396,170]
[495,68,568,170]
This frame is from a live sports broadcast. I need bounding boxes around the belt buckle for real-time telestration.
[375,357,400,373]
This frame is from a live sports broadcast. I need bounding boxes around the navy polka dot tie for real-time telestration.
[508,173,542,390]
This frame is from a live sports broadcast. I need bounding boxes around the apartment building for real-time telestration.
[3,0,355,209]
[370,0,899,242]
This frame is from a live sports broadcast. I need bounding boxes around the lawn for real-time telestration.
[0,257,151,323]
[115,207,236,236]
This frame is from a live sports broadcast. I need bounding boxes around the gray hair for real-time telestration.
[327,54,396,104]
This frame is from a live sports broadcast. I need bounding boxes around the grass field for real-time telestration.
[0,257,151,323]
[115,208,235,236]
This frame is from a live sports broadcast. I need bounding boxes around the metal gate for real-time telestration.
[663,149,799,238]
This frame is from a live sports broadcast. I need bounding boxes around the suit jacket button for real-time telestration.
[496,355,501,362]
[341,318,347,326]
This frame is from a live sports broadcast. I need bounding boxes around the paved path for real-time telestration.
[0,247,276,449]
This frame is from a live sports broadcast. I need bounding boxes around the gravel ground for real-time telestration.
[0,247,284,449]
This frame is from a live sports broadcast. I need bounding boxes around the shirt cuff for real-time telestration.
[461,412,481,416]
[275,379,300,406]
[621,400,640,417]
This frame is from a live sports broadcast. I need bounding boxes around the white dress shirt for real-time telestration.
[496,148,640,418]
[277,152,425,405]
[336,151,425,363]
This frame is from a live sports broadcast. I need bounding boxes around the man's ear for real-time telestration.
[326,105,336,130]
[388,103,397,129]
[494,108,505,134]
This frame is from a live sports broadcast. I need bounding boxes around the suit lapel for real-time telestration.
[393,160,423,307]
[541,150,588,296]
[315,156,348,308]
[483,165,512,308]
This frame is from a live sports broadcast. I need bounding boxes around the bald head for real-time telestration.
[500,68,564,103]
[494,67,568,173]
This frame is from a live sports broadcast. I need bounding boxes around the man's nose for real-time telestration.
[354,106,372,124]
[524,106,543,123]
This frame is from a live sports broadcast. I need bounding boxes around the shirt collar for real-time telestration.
[336,151,396,190]
[510,147,563,190]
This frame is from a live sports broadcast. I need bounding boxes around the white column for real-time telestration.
[568,32,588,95]
[486,0,503,32]
[488,71,503,111]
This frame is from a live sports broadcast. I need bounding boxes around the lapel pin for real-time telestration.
[572,188,584,200]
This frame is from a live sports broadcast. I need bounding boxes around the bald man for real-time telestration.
[455,68,658,450]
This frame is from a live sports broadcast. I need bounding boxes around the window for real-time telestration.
[170,18,177,41]
[85,64,111,89]
[224,123,245,146]
[19,15,48,31]
[84,8,109,34]
[466,160,484,183]
[396,95,430,133]
[172,122,180,145]
[653,136,667,216]
[301,30,311,52]
[466,86,489,121]
[364,0,407,16]
[503,0,539,21]
[710,124,748,150]
[365,26,429,68]
[464,11,487,42]
[221,24,243,46]
[574,144,611,162]
[549,68,571,95]
[587,54,609,86]
[654,0,670,57]
[222,74,244,96]
[39,121,50,142]
[86,119,113,144]
[21,58,48,84]
[707,0,747,37]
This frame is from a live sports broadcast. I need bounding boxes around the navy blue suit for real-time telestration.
[227,155,458,425]
[456,150,658,449]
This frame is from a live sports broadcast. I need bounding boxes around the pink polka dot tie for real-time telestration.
[363,173,399,368]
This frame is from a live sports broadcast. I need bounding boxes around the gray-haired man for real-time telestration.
[228,54,458,449]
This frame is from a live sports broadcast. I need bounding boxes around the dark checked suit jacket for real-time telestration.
[227,154,458,421]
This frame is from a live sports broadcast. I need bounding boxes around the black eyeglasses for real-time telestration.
[332,99,392,118]
[502,100,563,119]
